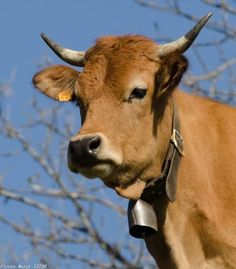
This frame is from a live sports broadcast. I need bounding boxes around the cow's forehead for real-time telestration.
[85,35,157,60]
[76,35,158,100]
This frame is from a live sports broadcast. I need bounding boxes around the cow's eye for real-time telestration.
[128,88,147,103]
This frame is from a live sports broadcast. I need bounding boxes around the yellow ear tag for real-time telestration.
[58,89,73,101]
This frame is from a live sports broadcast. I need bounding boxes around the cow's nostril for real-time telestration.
[68,135,103,168]
[88,136,101,152]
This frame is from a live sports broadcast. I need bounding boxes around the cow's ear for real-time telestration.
[156,54,188,97]
[32,65,79,101]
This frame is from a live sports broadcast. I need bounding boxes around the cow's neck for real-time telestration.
[147,90,215,268]
[141,96,184,203]
[144,91,189,268]
[144,90,236,269]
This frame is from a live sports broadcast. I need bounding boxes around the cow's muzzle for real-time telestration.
[68,135,102,168]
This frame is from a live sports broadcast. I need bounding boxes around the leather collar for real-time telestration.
[141,99,184,203]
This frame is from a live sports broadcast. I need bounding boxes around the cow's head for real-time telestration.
[33,14,211,200]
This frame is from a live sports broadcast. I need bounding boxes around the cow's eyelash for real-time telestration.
[128,87,147,103]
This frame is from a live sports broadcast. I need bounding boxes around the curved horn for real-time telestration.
[41,33,86,67]
[156,13,212,58]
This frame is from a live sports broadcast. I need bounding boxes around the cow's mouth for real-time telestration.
[68,159,115,179]
[76,159,104,168]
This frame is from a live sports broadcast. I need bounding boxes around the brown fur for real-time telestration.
[33,35,236,268]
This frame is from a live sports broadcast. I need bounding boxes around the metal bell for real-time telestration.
[128,199,158,239]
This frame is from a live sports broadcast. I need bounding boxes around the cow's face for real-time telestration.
[33,35,188,199]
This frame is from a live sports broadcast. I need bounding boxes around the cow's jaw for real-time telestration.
[69,157,146,198]
[68,152,147,200]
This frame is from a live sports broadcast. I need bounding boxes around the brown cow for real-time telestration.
[33,13,236,269]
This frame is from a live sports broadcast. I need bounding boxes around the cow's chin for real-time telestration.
[101,173,147,200]
[114,180,146,200]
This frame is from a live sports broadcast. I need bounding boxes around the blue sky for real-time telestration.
[0,0,219,126]
[0,1,234,268]
[0,1,171,266]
